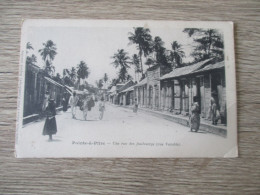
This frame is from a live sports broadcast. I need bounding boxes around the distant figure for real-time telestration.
[190,96,200,132]
[42,99,57,141]
[133,98,138,113]
[69,92,79,119]
[99,97,105,120]
[62,96,68,112]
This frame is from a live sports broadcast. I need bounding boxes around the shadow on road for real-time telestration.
[46,139,62,142]
[190,131,207,134]
[73,118,99,122]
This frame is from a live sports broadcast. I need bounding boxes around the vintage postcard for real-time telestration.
[16,20,237,158]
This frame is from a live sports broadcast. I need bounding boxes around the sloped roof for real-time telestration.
[108,86,116,94]
[118,80,134,93]
[64,85,74,94]
[122,85,135,93]
[135,77,147,87]
[44,77,64,88]
[160,59,212,80]
[192,61,224,74]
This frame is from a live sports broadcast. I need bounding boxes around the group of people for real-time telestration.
[68,91,100,120]
[42,91,106,141]
[189,91,221,132]
[41,89,221,140]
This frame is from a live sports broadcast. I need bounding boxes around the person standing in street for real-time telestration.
[69,91,79,119]
[190,96,200,132]
[133,98,138,113]
[99,96,105,120]
[42,99,57,141]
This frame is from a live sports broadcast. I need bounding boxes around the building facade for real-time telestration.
[24,63,65,118]
[160,60,226,124]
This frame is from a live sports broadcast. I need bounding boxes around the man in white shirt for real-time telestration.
[69,91,79,119]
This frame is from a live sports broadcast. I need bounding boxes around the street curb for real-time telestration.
[120,104,227,137]
[23,106,63,125]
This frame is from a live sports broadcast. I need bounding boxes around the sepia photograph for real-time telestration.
[15,20,237,158]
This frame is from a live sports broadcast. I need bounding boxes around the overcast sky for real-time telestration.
[26,24,195,85]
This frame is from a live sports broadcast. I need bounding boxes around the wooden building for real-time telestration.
[146,66,161,110]
[117,80,135,105]
[134,77,147,108]
[160,59,226,124]
[23,63,65,118]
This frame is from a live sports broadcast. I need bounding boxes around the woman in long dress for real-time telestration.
[42,99,57,141]
[190,96,200,132]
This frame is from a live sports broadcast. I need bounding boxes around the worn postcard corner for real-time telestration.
[16,19,237,158]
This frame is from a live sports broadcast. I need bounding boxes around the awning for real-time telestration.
[122,85,135,93]
[64,85,73,94]
[44,76,64,88]
[118,80,134,93]
[74,89,89,95]
[108,86,116,93]
[192,61,224,74]
[135,77,147,87]
[160,58,212,80]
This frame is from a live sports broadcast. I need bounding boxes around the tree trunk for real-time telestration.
[139,45,143,75]
[208,30,213,56]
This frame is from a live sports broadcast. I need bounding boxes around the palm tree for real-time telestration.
[62,68,73,86]
[26,42,37,66]
[126,74,133,81]
[148,36,165,66]
[77,61,90,90]
[153,36,164,57]
[77,61,90,80]
[96,79,103,89]
[26,42,33,50]
[104,73,108,83]
[38,40,57,76]
[26,54,37,67]
[69,67,77,85]
[110,78,119,88]
[183,28,224,61]
[169,41,185,68]
[53,73,62,83]
[111,49,131,83]
[128,27,153,75]
[131,54,142,81]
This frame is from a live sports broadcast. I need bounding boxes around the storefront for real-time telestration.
[134,78,147,107]
[159,59,227,124]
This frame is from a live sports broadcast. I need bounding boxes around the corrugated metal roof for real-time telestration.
[135,77,147,87]
[160,58,212,80]
[192,61,224,74]
[44,77,64,88]
[108,86,116,93]
[121,85,135,93]
[118,80,134,93]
